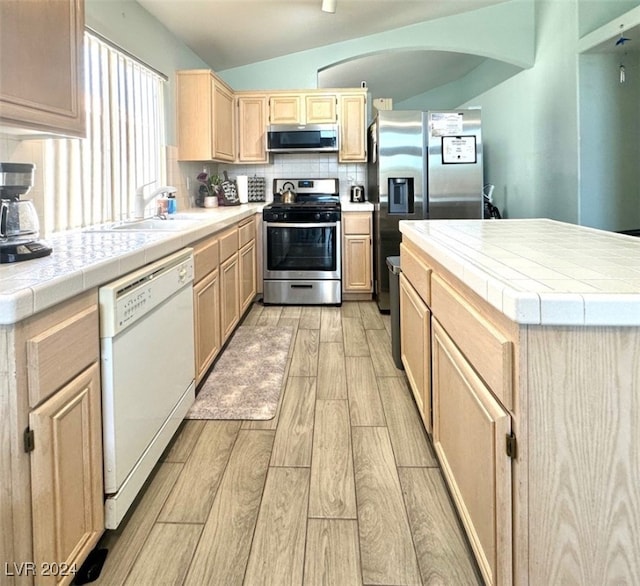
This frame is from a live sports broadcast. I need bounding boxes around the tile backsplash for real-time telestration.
[177,153,366,207]
[1,135,367,233]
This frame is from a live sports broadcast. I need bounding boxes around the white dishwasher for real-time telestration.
[99,248,195,529]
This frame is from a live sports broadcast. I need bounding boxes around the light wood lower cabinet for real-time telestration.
[193,234,221,384]
[194,268,220,384]
[432,319,512,586]
[220,253,240,343]
[239,241,256,314]
[399,273,431,432]
[0,291,103,586]
[29,363,104,586]
[342,211,372,299]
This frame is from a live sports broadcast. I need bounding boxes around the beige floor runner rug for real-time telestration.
[186,325,293,420]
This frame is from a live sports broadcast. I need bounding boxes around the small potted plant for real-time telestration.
[197,171,222,208]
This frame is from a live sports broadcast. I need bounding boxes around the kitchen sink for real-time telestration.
[85,217,203,232]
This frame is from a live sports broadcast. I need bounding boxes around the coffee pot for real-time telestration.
[0,162,52,263]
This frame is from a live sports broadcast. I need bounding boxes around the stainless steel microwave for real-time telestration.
[267,123,339,153]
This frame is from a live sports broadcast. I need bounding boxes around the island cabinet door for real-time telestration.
[399,273,431,432]
[431,318,513,586]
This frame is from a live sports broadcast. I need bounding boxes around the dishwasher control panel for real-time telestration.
[99,248,194,337]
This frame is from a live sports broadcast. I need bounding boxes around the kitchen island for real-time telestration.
[399,218,640,586]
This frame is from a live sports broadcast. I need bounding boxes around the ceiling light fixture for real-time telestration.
[321,0,336,13]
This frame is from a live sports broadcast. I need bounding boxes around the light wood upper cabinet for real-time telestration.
[177,69,235,161]
[269,94,302,124]
[269,92,337,124]
[236,93,268,163]
[213,79,235,161]
[0,0,85,137]
[339,92,367,162]
[305,94,337,123]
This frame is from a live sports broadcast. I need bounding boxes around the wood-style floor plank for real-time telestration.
[271,376,316,467]
[317,341,347,400]
[160,419,205,463]
[342,316,370,357]
[244,467,310,585]
[123,523,202,586]
[299,306,321,329]
[184,430,274,586]
[158,421,240,523]
[241,302,263,325]
[304,519,362,586]
[340,301,361,318]
[320,306,343,342]
[289,329,319,376]
[359,301,385,330]
[352,426,422,585]
[366,328,405,377]
[281,305,303,318]
[309,400,357,519]
[256,305,283,326]
[378,376,438,467]
[95,463,182,586]
[345,356,386,427]
[399,467,483,585]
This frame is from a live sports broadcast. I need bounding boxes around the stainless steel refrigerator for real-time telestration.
[367,109,483,311]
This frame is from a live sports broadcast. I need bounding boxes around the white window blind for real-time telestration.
[44,32,166,232]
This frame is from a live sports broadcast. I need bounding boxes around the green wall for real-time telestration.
[219,0,535,90]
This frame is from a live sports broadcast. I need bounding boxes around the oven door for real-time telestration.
[264,221,341,280]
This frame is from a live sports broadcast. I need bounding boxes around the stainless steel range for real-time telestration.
[263,178,341,305]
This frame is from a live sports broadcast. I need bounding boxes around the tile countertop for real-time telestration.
[399,218,640,326]
[0,204,265,326]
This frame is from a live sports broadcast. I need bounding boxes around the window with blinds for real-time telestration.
[44,31,166,232]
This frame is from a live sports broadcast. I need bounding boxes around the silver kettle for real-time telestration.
[350,185,365,203]
[280,181,297,204]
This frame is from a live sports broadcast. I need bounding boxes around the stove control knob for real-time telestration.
[314,213,321,220]
[271,213,278,220]
[283,213,288,220]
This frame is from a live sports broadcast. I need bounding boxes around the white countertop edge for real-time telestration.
[0,204,265,325]
[400,219,640,327]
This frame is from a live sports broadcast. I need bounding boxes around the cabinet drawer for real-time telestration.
[431,274,513,410]
[193,236,219,284]
[343,212,370,235]
[400,242,432,305]
[27,305,99,407]
[239,217,255,248]
[219,226,239,263]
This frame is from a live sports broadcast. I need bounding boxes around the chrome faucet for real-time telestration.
[134,181,177,219]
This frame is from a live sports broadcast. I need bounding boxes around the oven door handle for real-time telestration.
[264,221,339,229]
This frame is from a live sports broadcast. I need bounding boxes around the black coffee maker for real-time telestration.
[0,162,52,263]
